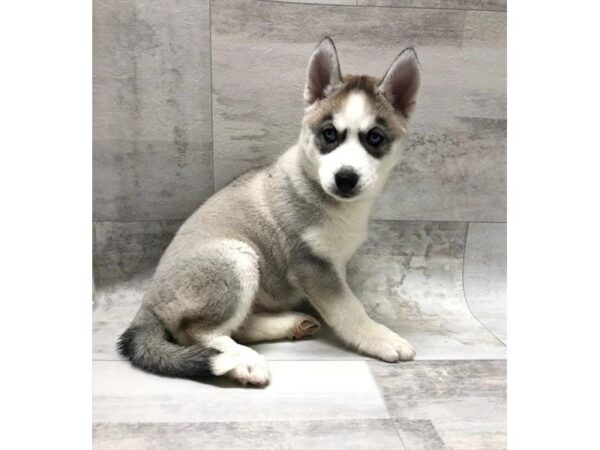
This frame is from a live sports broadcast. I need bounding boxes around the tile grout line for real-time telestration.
[208,0,216,195]
[425,419,450,450]
[366,360,409,450]
[367,361,436,450]
[254,0,506,14]
[376,219,507,224]
[93,358,508,363]
[390,421,409,450]
[460,222,507,347]
[92,218,508,224]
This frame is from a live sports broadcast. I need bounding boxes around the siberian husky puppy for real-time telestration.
[118,37,421,386]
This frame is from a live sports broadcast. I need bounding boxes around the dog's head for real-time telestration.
[299,38,421,202]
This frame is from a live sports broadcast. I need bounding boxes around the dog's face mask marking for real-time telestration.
[301,38,421,202]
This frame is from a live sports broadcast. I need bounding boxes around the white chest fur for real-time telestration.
[302,201,371,267]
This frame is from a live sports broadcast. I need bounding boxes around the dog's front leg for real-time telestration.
[291,255,415,362]
[314,283,415,362]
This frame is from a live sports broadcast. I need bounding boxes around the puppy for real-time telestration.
[118,37,421,386]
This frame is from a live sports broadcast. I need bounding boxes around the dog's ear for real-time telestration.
[304,37,342,104]
[378,48,421,119]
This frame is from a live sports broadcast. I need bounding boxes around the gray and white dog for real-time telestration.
[118,37,421,386]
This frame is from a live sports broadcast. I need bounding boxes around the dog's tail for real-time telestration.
[117,307,220,378]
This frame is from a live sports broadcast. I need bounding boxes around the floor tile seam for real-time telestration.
[92,357,508,362]
[91,218,508,225]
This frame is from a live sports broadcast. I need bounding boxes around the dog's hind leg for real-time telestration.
[149,239,270,386]
[233,311,321,343]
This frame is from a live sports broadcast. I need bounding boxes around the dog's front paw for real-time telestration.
[357,323,415,362]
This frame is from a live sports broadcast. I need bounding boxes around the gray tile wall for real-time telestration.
[93,0,505,223]
[93,0,213,221]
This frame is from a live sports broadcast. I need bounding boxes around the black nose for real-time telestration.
[334,169,359,194]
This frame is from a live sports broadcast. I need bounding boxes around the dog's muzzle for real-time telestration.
[334,169,360,198]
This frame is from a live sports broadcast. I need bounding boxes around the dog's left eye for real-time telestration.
[322,127,338,143]
[366,129,384,146]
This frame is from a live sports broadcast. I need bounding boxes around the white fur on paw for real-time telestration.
[226,351,270,387]
[358,324,415,362]
[290,314,321,340]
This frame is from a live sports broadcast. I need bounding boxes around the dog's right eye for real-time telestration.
[366,129,384,147]
[322,127,338,143]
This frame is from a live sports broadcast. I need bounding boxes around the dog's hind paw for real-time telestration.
[226,353,271,387]
[290,314,321,340]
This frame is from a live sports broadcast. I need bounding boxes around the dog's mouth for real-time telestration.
[334,189,359,199]
[325,185,363,201]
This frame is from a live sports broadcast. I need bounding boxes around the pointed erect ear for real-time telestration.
[378,48,421,119]
[304,37,342,104]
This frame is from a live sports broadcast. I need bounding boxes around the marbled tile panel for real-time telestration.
[93,0,213,220]
[393,419,446,450]
[93,419,403,450]
[370,359,507,450]
[93,360,389,423]
[93,220,182,286]
[211,0,506,221]
[463,223,506,343]
[93,220,505,361]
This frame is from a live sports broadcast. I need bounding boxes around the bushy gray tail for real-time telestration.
[117,308,220,379]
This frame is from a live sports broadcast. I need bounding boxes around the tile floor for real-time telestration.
[92,220,506,449]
